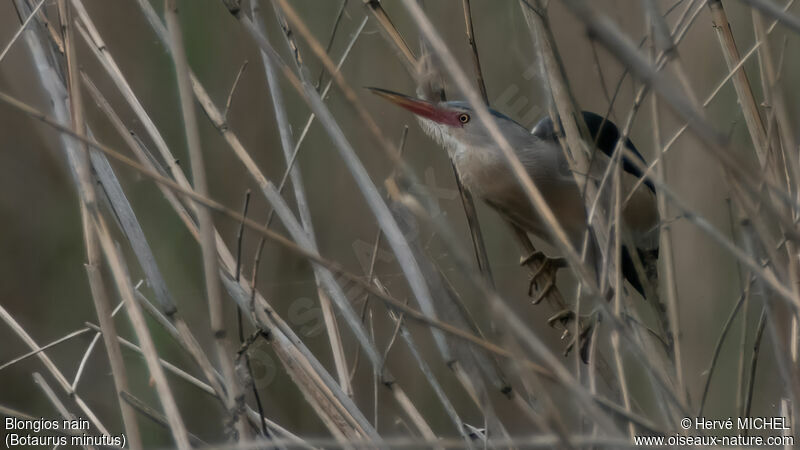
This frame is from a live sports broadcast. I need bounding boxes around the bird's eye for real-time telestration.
[458,113,470,124]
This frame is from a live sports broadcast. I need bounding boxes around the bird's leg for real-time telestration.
[520,251,567,304]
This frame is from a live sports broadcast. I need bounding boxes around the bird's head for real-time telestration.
[367,87,525,154]
[368,87,472,128]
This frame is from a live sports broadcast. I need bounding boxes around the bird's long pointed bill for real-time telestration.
[367,87,449,124]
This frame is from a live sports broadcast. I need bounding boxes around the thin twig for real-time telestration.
[698,276,755,415]
[743,308,768,434]
[224,60,249,121]
[461,0,488,103]
[0,328,91,372]
[315,0,348,90]
[0,0,46,64]
[32,373,77,428]
[72,300,125,389]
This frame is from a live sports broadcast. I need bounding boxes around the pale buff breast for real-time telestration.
[454,143,658,252]
[453,144,589,247]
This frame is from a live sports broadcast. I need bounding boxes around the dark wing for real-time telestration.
[532,111,655,193]
[533,111,659,298]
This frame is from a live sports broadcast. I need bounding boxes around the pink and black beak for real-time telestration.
[367,87,464,127]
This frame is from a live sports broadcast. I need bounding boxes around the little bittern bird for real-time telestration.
[369,87,658,297]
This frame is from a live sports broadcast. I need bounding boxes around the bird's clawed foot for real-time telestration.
[547,308,576,329]
[520,251,566,304]
[562,313,598,363]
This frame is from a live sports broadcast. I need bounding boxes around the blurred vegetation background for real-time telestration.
[0,0,798,447]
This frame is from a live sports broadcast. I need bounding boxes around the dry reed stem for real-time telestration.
[751,9,800,411]
[556,2,799,311]
[70,0,196,212]
[163,1,248,440]
[709,1,770,164]
[256,0,352,398]
[81,73,236,411]
[444,0,496,290]
[649,66,684,399]
[58,0,186,446]
[82,233,143,450]
[233,0,453,366]
[81,0,370,439]
[65,7,142,436]
[31,373,75,425]
[522,1,616,277]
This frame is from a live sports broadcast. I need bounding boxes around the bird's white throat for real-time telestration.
[416,116,505,195]
[416,117,463,157]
